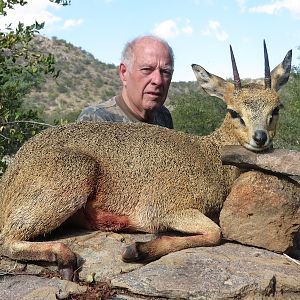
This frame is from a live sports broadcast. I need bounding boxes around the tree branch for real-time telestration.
[0,121,56,127]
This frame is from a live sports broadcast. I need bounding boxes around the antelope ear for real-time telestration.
[191,64,234,102]
[271,49,292,91]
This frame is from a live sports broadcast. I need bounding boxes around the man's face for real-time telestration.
[120,39,173,118]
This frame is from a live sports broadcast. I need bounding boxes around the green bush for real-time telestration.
[171,90,226,136]
[0,0,70,175]
[273,67,300,151]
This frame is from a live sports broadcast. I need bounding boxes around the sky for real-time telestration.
[1,0,300,82]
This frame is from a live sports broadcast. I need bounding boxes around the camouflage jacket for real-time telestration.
[77,95,173,129]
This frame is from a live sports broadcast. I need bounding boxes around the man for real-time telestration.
[77,35,174,129]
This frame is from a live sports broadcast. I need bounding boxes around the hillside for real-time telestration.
[25,36,122,122]
[25,36,198,122]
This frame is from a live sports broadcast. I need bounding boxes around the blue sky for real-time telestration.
[1,0,300,81]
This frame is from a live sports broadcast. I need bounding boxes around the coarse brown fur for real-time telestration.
[0,46,292,281]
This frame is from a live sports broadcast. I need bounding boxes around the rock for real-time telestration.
[1,229,300,299]
[111,243,300,300]
[220,171,300,253]
[221,145,300,180]
[0,275,87,300]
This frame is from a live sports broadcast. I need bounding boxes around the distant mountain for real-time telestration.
[25,36,198,123]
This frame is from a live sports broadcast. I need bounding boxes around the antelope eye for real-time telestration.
[227,109,239,119]
[227,109,245,126]
[268,104,283,126]
[272,104,283,116]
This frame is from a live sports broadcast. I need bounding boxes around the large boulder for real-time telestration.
[220,170,300,253]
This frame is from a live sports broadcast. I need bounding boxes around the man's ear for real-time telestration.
[119,63,127,85]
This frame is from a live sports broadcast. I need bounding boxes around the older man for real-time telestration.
[77,35,174,129]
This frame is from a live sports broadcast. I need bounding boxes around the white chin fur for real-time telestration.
[243,143,272,152]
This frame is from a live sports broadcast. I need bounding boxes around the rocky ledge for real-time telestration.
[0,230,299,300]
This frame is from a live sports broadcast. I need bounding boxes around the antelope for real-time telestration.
[0,41,292,281]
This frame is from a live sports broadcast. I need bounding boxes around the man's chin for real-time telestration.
[143,98,164,110]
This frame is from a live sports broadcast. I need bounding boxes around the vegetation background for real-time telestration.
[0,0,299,176]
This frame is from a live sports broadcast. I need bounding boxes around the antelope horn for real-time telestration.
[264,39,271,89]
[230,45,241,89]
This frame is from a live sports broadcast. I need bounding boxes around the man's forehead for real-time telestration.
[134,46,172,66]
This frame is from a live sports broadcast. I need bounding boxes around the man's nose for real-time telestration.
[151,69,163,85]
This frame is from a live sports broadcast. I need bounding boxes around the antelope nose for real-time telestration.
[253,130,268,146]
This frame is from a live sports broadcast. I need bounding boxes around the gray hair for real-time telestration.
[120,35,174,70]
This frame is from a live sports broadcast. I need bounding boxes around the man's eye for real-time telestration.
[162,70,173,78]
[140,68,153,74]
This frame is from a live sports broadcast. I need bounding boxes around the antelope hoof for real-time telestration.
[59,266,79,282]
[122,242,145,262]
